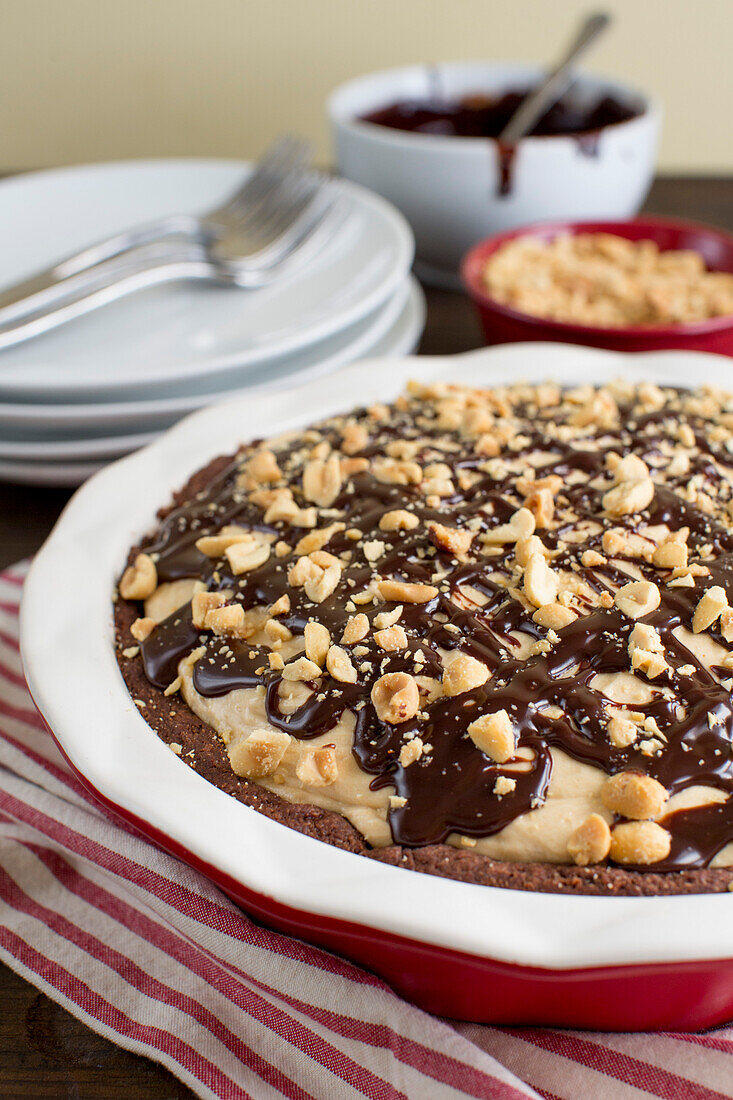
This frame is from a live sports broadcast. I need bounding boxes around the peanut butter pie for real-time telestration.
[115,379,733,895]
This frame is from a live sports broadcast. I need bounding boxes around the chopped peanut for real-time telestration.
[610,821,671,865]
[288,555,321,587]
[229,728,290,778]
[607,715,639,748]
[399,737,424,766]
[341,613,370,644]
[302,453,343,507]
[247,448,282,484]
[281,656,322,682]
[304,621,330,667]
[326,645,358,683]
[567,814,611,865]
[130,616,156,642]
[720,607,733,642]
[515,535,548,567]
[524,487,554,528]
[377,580,438,604]
[442,653,490,697]
[340,421,369,455]
[602,528,655,561]
[195,527,254,557]
[310,549,340,569]
[428,522,474,556]
[467,710,515,763]
[614,454,650,482]
[371,672,420,724]
[653,541,688,570]
[374,606,403,629]
[379,509,420,532]
[304,562,342,604]
[482,507,535,546]
[191,591,227,629]
[692,585,728,633]
[628,623,667,677]
[268,593,291,616]
[119,553,157,601]
[296,745,339,786]
[523,553,559,608]
[603,476,655,517]
[294,523,345,557]
[225,538,270,575]
[614,580,660,619]
[372,458,422,485]
[374,625,408,651]
[532,603,577,630]
[363,539,385,563]
[602,772,669,820]
[205,604,252,639]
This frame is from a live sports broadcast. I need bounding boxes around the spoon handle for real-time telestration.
[498,11,611,145]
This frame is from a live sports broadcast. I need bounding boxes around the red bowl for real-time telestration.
[461,217,733,356]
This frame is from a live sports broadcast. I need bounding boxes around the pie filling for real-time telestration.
[117,379,733,872]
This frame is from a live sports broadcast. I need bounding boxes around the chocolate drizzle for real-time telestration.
[135,382,733,869]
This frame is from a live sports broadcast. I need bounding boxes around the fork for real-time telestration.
[0,169,343,349]
[0,136,313,326]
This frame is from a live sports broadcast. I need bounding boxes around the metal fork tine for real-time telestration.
[222,140,311,222]
[260,181,324,249]
[216,179,337,273]
[256,187,339,266]
[225,192,346,286]
[213,136,311,220]
[212,150,314,249]
[245,172,318,245]
[225,172,316,259]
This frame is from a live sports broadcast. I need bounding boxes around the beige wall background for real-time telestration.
[1,0,731,173]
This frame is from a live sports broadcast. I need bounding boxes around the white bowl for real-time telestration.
[20,344,733,1030]
[328,62,661,286]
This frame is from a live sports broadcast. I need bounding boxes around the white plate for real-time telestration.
[0,276,422,435]
[0,159,413,400]
[0,457,105,486]
[0,428,158,461]
[20,344,733,973]
[0,280,425,485]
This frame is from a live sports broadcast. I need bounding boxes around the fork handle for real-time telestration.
[0,240,214,350]
[0,214,201,323]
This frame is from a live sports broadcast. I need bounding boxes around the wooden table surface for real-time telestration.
[1,176,731,1096]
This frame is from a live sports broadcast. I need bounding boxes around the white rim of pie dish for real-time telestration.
[21,342,733,973]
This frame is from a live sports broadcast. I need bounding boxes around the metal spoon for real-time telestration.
[498,12,611,146]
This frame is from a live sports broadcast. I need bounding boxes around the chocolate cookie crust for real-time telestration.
[114,380,733,895]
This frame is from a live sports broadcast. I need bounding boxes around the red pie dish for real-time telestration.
[20,344,733,1030]
[462,217,733,357]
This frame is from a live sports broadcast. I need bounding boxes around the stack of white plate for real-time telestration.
[0,160,423,486]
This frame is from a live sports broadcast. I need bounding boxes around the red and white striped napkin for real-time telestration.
[1,560,731,1100]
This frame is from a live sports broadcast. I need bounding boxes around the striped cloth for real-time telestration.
[1,562,731,1100]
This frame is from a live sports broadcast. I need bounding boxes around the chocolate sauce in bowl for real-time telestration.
[361,88,642,196]
[137,385,733,868]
